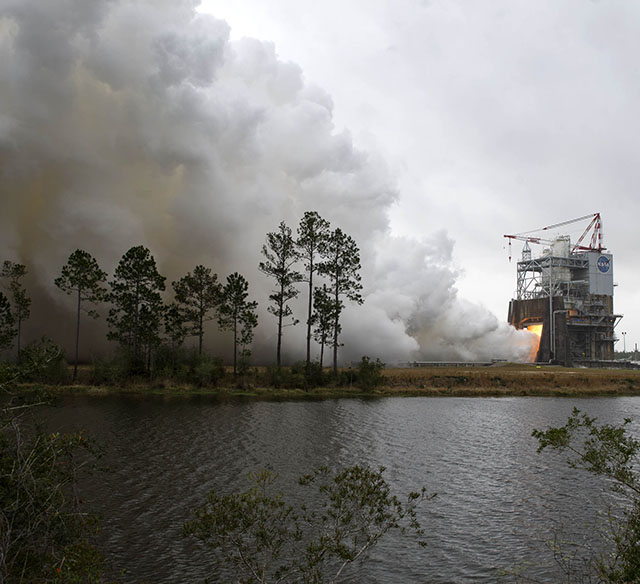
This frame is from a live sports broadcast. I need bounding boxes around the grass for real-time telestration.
[25,362,640,400]
[379,363,640,396]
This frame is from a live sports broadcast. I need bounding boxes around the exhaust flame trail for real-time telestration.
[526,324,543,362]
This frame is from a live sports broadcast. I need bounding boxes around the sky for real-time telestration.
[197,0,640,352]
[1,0,638,363]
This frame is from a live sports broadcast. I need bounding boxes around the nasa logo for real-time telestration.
[597,256,610,273]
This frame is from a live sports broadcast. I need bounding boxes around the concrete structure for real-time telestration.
[507,229,621,366]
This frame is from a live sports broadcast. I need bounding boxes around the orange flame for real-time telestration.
[526,324,543,362]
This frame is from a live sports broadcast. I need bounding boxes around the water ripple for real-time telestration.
[40,395,640,583]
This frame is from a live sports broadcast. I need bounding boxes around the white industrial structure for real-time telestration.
[505,213,621,365]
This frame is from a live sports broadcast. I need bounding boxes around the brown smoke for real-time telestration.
[0,0,536,363]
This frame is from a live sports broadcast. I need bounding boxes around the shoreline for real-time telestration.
[28,363,640,400]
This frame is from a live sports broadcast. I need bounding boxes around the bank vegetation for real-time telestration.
[11,348,640,399]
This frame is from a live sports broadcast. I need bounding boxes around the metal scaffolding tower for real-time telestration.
[505,214,621,365]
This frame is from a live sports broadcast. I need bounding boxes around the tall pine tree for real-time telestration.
[319,228,363,376]
[296,211,330,372]
[259,222,302,368]
[0,261,31,360]
[172,265,221,355]
[54,249,108,380]
[310,284,340,369]
[107,246,166,372]
[218,273,258,377]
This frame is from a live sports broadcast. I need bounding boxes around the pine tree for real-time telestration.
[319,228,364,376]
[259,222,302,368]
[163,302,187,373]
[172,265,221,355]
[164,302,187,349]
[107,246,166,373]
[296,211,330,372]
[218,273,258,377]
[54,249,107,380]
[0,261,31,359]
[310,284,340,369]
[0,292,15,352]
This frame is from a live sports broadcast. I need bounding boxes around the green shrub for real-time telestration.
[18,337,70,384]
[337,367,357,387]
[0,361,18,384]
[265,361,327,390]
[184,465,431,583]
[266,364,305,389]
[290,360,326,389]
[533,409,640,582]
[170,350,225,387]
[0,412,103,582]
[0,340,104,583]
[356,355,385,391]
[91,353,129,385]
[191,356,225,387]
[153,343,180,376]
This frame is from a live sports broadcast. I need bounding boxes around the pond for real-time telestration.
[39,395,640,582]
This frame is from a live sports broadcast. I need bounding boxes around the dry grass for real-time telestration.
[39,362,640,399]
[379,364,640,396]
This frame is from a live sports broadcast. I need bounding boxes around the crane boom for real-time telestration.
[503,213,604,262]
[519,213,597,235]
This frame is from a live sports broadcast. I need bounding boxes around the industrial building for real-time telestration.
[505,213,621,366]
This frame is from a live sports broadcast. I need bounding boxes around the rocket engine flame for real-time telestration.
[526,324,543,362]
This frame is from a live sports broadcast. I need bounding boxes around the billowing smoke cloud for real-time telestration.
[0,0,535,363]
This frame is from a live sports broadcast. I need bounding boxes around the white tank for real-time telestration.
[551,236,571,287]
[551,236,571,257]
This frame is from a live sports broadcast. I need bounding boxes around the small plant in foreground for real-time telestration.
[1,353,103,583]
[18,337,70,384]
[184,464,433,583]
[532,408,640,583]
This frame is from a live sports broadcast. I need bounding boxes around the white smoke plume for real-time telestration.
[0,0,536,363]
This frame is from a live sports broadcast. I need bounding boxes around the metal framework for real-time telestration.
[516,255,589,300]
[506,213,620,365]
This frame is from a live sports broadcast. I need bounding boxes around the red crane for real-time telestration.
[504,213,604,262]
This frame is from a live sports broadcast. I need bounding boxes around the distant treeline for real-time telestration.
[0,211,366,382]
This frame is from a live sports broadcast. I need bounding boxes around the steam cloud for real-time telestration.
[0,0,535,363]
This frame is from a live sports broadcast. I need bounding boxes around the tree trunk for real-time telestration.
[198,312,203,355]
[133,283,139,365]
[332,286,339,377]
[172,341,177,374]
[16,317,21,362]
[233,317,238,376]
[306,257,314,371]
[320,339,324,369]
[276,311,283,369]
[73,287,81,381]
[276,283,284,368]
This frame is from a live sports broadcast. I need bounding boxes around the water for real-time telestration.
[39,395,640,582]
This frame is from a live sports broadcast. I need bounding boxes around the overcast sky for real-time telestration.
[199,0,640,351]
